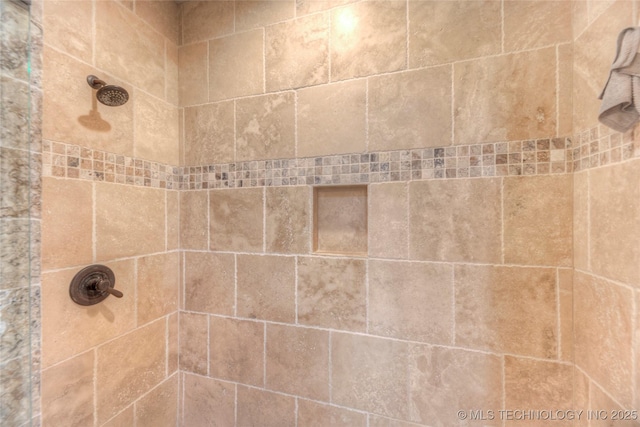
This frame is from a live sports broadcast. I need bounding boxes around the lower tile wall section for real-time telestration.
[37,125,640,427]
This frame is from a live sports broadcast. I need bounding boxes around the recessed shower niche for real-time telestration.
[313,185,368,256]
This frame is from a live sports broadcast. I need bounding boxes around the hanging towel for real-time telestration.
[598,27,640,133]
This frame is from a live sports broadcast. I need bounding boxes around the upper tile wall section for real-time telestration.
[179,0,573,164]
[43,0,180,165]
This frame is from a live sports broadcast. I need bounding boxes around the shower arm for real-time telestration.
[87,75,107,89]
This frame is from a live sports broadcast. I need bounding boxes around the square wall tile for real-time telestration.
[209,30,264,102]
[455,265,558,359]
[332,333,408,419]
[181,0,234,44]
[236,0,295,31]
[184,251,235,315]
[209,316,264,386]
[331,1,406,80]
[265,13,329,91]
[180,190,209,250]
[409,179,501,263]
[43,0,93,63]
[369,260,453,344]
[408,0,501,68]
[503,1,572,52]
[408,345,503,425]
[504,175,573,267]
[178,42,208,107]
[237,386,296,427]
[210,188,264,252]
[137,252,179,325]
[237,254,296,323]
[135,0,180,45]
[369,67,452,151]
[266,324,329,401]
[314,185,367,255]
[368,182,408,259]
[134,92,179,165]
[236,93,296,162]
[183,373,235,427]
[297,80,366,158]
[184,101,235,166]
[96,319,166,424]
[265,186,312,254]
[297,256,366,331]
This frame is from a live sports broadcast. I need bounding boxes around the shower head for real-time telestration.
[87,75,129,107]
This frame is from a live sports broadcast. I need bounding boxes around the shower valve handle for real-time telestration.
[96,279,123,298]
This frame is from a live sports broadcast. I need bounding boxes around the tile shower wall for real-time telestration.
[177,1,577,425]
[1,0,42,425]
[572,0,640,417]
[39,1,180,426]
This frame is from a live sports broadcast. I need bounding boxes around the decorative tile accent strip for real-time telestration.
[43,129,640,189]
[42,141,181,189]
[572,124,640,172]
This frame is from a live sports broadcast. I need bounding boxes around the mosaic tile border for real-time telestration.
[42,126,640,189]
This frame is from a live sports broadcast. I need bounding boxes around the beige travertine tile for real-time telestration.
[266,324,329,400]
[455,265,558,358]
[409,179,501,263]
[504,175,573,267]
[558,43,573,137]
[134,0,179,45]
[135,376,178,427]
[332,333,408,419]
[297,399,367,427]
[503,1,572,52]
[265,13,329,91]
[637,292,640,411]
[504,357,572,426]
[184,252,234,315]
[265,186,312,254]
[102,406,134,427]
[573,0,589,39]
[573,1,632,131]
[210,188,264,252]
[137,252,179,325]
[96,319,166,424]
[559,289,573,362]
[369,260,453,344]
[184,101,235,165]
[590,160,640,286]
[209,30,264,102]
[134,92,179,165]
[408,345,502,426]
[331,1,406,81]
[369,67,452,150]
[589,382,629,427]
[209,316,264,386]
[574,271,634,408]
[42,260,136,367]
[179,311,208,375]
[43,47,134,155]
[573,171,589,271]
[178,42,208,107]
[573,368,589,426]
[297,256,366,331]
[454,47,556,144]
[237,254,295,322]
[183,373,235,427]
[236,0,295,31]
[236,93,296,161]
[42,177,92,270]
[237,386,296,427]
[95,183,165,260]
[314,186,367,255]
[369,417,424,427]
[181,0,234,44]
[95,0,165,99]
[168,312,178,374]
[180,190,209,250]
[296,0,355,16]
[368,183,408,259]
[43,0,92,63]
[41,351,94,427]
[166,191,179,251]
[408,0,501,68]
[588,0,617,24]
[297,80,365,157]
[165,41,179,106]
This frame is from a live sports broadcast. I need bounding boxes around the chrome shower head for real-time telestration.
[87,75,129,107]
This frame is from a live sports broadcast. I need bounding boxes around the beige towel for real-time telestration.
[598,27,640,133]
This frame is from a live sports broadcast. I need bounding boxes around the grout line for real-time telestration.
[234,383,238,427]
[500,177,505,264]
[450,63,455,145]
[207,313,211,377]
[263,27,267,94]
[294,397,299,427]
[555,44,560,138]
[365,78,370,152]
[263,322,267,388]
[451,266,456,346]
[555,268,561,361]
[328,331,333,404]
[365,259,370,334]
[233,254,238,317]
[500,0,505,54]
[294,256,299,324]
[93,349,98,427]
[405,0,409,69]
[165,315,170,377]
[262,187,266,253]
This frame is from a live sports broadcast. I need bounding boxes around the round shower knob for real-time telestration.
[69,264,123,306]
